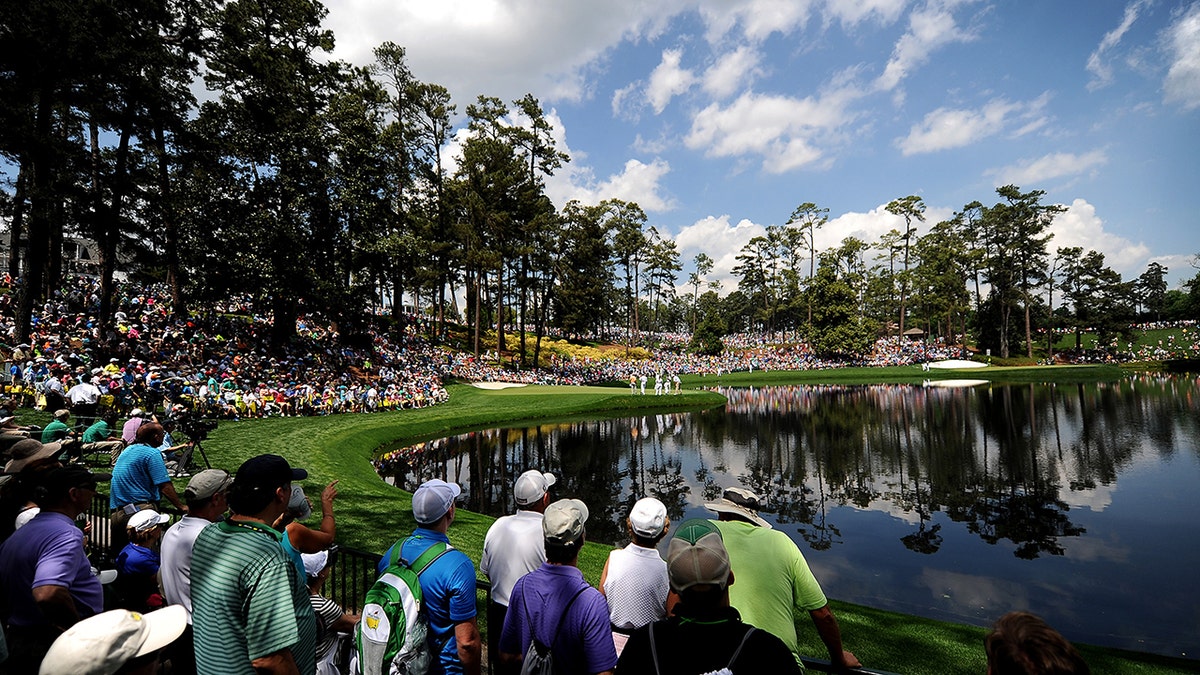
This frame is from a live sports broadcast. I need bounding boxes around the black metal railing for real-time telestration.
[324,544,382,612]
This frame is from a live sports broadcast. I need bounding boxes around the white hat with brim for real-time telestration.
[302,550,329,579]
[127,509,170,532]
[703,487,772,529]
[629,497,668,538]
[91,566,119,585]
[39,605,188,675]
[412,479,462,525]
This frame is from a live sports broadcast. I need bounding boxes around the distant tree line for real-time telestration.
[713,188,1200,359]
[2,0,1197,366]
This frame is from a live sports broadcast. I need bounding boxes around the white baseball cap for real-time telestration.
[39,605,188,675]
[629,497,668,538]
[127,509,169,533]
[543,499,589,546]
[412,479,462,524]
[514,470,557,506]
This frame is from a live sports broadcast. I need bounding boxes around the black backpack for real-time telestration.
[646,622,756,675]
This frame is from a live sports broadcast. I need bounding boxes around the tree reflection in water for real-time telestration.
[378,376,1194,557]
[376,375,1200,655]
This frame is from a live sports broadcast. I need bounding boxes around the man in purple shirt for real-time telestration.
[0,464,110,671]
[499,498,618,675]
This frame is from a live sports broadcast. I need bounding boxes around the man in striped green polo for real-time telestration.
[191,454,317,675]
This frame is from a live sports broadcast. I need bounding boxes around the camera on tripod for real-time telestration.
[172,407,219,442]
[162,404,216,476]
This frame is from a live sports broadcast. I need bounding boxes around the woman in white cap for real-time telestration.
[599,497,670,653]
[115,509,170,612]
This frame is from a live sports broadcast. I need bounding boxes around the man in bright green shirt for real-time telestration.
[40,409,72,444]
[81,413,125,464]
[707,486,861,672]
[40,409,80,462]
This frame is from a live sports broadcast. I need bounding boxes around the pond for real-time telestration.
[377,374,1200,659]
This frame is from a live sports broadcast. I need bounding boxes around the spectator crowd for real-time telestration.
[5,276,1197,426]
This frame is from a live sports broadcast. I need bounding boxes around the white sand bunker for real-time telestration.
[471,382,530,390]
[924,379,989,388]
[927,359,987,369]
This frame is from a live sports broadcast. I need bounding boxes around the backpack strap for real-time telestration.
[726,626,756,668]
[409,541,452,574]
[649,622,753,674]
[524,584,588,650]
[387,536,453,573]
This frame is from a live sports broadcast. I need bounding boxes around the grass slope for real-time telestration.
[48,371,1196,674]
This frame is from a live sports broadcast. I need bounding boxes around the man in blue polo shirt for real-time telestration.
[109,422,187,553]
[378,479,481,675]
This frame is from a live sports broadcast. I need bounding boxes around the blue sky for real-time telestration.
[325,0,1200,292]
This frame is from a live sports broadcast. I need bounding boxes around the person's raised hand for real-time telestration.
[321,480,339,508]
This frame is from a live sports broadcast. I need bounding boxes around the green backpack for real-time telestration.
[354,539,451,675]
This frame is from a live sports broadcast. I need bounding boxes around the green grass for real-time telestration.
[1054,326,1199,352]
[19,372,1199,674]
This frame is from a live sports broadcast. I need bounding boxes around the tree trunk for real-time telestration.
[270,294,298,352]
[1024,294,1034,359]
[494,262,505,357]
[94,110,133,336]
[154,124,187,319]
[518,253,528,368]
[8,165,27,279]
[16,96,57,344]
[472,269,482,357]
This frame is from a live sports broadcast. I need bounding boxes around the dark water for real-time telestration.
[379,375,1200,659]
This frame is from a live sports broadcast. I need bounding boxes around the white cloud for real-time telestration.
[825,0,909,27]
[697,0,909,44]
[672,203,960,295]
[1163,2,1200,110]
[697,0,816,43]
[1086,0,1153,91]
[631,133,671,155]
[611,82,639,119]
[819,202,953,251]
[1149,254,1200,290]
[685,88,859,173]
[987,150,1109,186]
[647,48,698,114]
[702,46,764,99]
[1049,199,1151,275]
[323,0,684,106]
[442,104,674,215]
[896,94,1050,155]
[673,215,766,289]
[547,158,676,214]
[875,0,982,92]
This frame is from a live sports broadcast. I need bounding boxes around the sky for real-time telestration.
[322,0,1200,294]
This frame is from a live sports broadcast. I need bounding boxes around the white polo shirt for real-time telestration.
[159,515,212,622]
[480,509,546,606]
